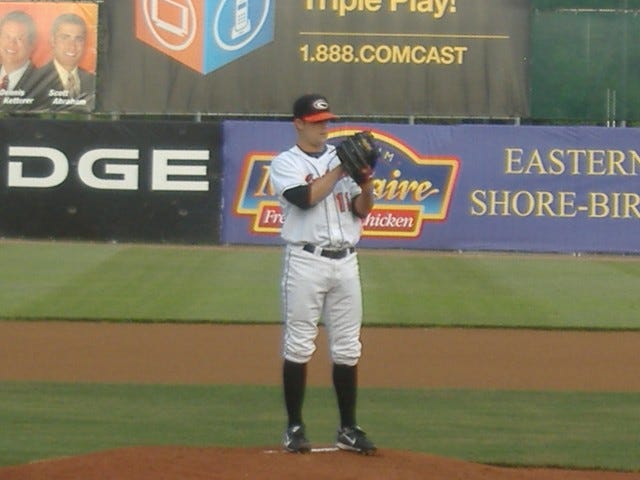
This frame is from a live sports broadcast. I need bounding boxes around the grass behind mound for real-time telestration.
[1,240,639,329]
[0,382,638,471]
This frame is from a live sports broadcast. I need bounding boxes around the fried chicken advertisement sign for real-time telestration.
[224,121,460,248]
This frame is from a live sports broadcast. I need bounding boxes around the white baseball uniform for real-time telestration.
[270,144,365,366]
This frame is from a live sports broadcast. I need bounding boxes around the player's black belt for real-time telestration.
[303,244,355,260]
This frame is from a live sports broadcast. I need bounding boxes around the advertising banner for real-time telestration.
[223,121,640,254]
[0,119,221,243]
[99,0,530,117]
[0,1,98,113]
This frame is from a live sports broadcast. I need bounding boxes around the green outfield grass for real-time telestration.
[1,240,639,472]
[0,382,639,471]
[0,240,638,329]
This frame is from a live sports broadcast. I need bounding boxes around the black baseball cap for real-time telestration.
[292,94,337,122]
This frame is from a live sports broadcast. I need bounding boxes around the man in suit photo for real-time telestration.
[0,10,39,109]
[30,12,95,112]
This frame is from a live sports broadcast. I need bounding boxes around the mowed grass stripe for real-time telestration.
[0,382,639,471]
[8,246,281,322]
[0,242,125,314]
[1,241,639,329]
[361,253,640,329]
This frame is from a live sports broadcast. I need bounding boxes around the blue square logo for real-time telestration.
[204,0,274,74]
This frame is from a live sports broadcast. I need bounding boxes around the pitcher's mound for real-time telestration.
[0,446,638,480]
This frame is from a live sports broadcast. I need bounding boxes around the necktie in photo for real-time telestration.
[67,74,79,98]
[0,75,8,90]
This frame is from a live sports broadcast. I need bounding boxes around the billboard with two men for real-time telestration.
[1,0,530,117]
[0,1,97,113]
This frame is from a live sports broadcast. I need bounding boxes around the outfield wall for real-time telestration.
[5,2,640,122]
[0,119,221,244]
[1,119,638,253]
[224,121,640,254]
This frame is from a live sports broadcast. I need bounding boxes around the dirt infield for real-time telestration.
[2,446,640,480]
[1,321,639,480]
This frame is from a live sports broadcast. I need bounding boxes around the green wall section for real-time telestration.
[532,0,640,9]
[531,10,640,121]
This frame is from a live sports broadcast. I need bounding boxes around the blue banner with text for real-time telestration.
[222,121,640,254]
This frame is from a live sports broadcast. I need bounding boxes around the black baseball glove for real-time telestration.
[335,131,380,185]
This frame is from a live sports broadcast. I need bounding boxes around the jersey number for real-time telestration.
[335,192,352,213]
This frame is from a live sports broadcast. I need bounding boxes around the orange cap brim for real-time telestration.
[301,111,338,122]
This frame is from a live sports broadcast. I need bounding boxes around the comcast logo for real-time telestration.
[136,0,275,74]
